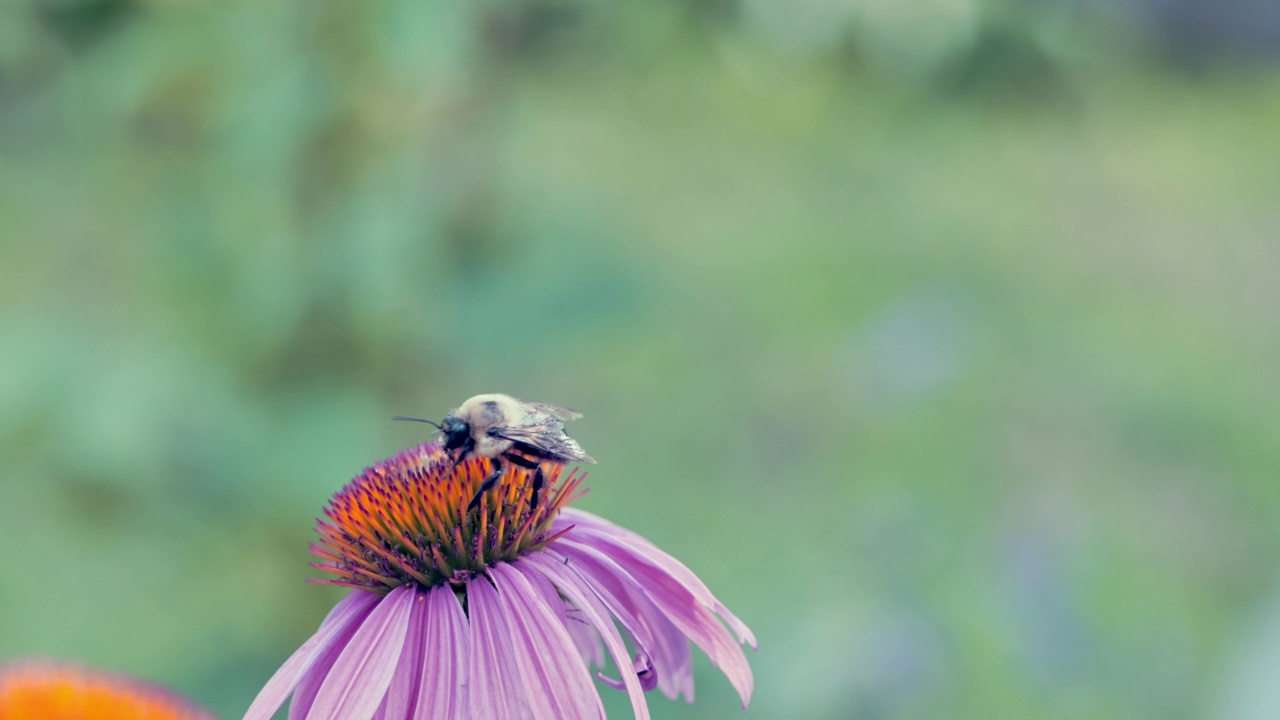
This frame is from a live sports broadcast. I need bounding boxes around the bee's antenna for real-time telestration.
[391,416,443,430]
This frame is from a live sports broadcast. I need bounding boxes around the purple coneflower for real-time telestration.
[245,442,754,720]
[0,661,213,719]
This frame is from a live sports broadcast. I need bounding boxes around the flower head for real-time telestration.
[0,662,212,720]
[246,442,755,720]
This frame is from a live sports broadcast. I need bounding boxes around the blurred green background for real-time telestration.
[2,0,1280,718]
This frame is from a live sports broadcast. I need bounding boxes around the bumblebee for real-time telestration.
[397,393,595,510]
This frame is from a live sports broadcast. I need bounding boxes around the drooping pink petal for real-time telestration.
[521,563,606,671]
[516,559,574,636]
[380,589,429,720]
[596,652,659,693]
[558,508,757,650]
[561,511,756,650]
[308,585,416,720]
[467,576,528,719]
[290,611,365,720]
[554,530,754,708]
[558,510,755,653]
[414,584,470,720]
[524,553,652,720]
[491,562,606,718]
[244,590,378,720]
[565,606,607,671]
[619,555,753,707]
[554,542,695,702]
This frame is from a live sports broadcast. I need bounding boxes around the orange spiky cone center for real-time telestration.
[310,442,586,594]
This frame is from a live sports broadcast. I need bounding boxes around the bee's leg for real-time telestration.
[531,467,544,509]
[505,453,543,508]
[467,457,504,512]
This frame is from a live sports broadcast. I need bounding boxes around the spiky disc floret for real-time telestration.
[310,442,585,594]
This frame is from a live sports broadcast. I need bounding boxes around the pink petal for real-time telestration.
[290,616,362,720]
[556,542,695,702]
[565,607,607,671]
[380,589,429,720]
[415,585,470,720]
[522,565,606,671]
[308,585,416,720]
[556,530,754,708]
[524,553,652,720]
[492,562,605,718]
[467,576,528,719]
[596,653,659,693]
[558,508,757,650]
[243,590,378,720]
[616,558,753,707]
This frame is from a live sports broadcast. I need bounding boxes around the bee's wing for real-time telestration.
[495,408,596,464]
[522,402,583,422]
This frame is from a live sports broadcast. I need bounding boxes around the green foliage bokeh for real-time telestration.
[2,1,1279,718]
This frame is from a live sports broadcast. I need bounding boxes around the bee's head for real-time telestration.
[440,414,470,453]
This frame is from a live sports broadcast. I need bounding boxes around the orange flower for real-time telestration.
[0,663,212,720]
